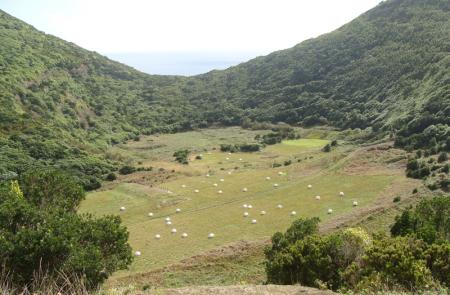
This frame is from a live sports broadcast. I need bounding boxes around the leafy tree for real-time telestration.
[0,170,133,289]
[391,196,450,243]
[173,150,190,164]
[119,165,136,175]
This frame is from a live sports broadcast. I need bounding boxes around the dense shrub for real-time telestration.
[391,196,450,243]
[265,197,450,292]
[173,149,190,164]
[220,143,260,153]
[119,165,136,175]
[0,170,132,289]
[106,172,117,181]
[322,144,331,152]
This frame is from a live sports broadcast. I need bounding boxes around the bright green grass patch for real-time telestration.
[281,139,330,148]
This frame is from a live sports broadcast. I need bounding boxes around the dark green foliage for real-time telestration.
[393,196,401,202]
[322,144,331,152]
[265,219,372,291]
[220,144,238,153]
[391,196,450,243]
[330,140,338,147]
[0,170,132,288]
[119,165,136,175]
[438,152,448,163]
[406,159,431,179]
[106,172,117,181]
[283,160,292,166]
[19,169,85,212]
[0,0,449,184]
[238,144,261,152]
[173,150,190,164]
[265,197,450,291]
[344,236,434,291]
[220,143,260,153]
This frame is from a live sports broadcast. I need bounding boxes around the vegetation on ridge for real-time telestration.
[0,0,449,189]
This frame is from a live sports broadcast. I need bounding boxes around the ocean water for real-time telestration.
[105,51,264,76]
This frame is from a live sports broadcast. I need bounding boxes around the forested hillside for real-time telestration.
[0,0,449,188]
[186,0,449,141]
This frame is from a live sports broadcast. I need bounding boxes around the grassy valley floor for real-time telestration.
[78,127,422,290]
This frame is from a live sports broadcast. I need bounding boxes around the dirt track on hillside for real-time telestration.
[147,285,335,295]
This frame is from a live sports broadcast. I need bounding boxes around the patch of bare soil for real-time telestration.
[147,285,335,295]
[98,169,177,191]
[340,142,408,176]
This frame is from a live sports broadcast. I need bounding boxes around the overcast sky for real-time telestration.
[0,0,382,75]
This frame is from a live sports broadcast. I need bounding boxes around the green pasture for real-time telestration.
[80,130,400,278]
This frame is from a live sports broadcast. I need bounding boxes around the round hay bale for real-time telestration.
[176,208,181,213]
[181,233,188,238]
[315,195,321,200]
[251,219,257,224]
[243,212,249,217]
[120,206,126,211]
[328,208,333,214]
[260,210,266,215]
[307,184,312,189]
[171,228,177,234]
[148,212,154,217]
[353,201,358,206]
[339,192,345,197]
[134,251,141,256]
[242,187,248,192]
[291,211,297,216]
[208,233,215,239]
[155,234,161,239]
[277,204,283,209]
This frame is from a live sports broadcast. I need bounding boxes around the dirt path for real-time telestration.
[147,285,336,295]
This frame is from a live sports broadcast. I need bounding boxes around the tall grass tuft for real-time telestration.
[0,269,90,295]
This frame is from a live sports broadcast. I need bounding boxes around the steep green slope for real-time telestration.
[0,11,198,187]
[187,0,449,135]
[0,0,448,188]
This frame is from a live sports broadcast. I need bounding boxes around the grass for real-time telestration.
[79,127,411,281]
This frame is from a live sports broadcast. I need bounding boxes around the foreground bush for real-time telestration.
[0,169,133,289]
[265,197,450,292]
